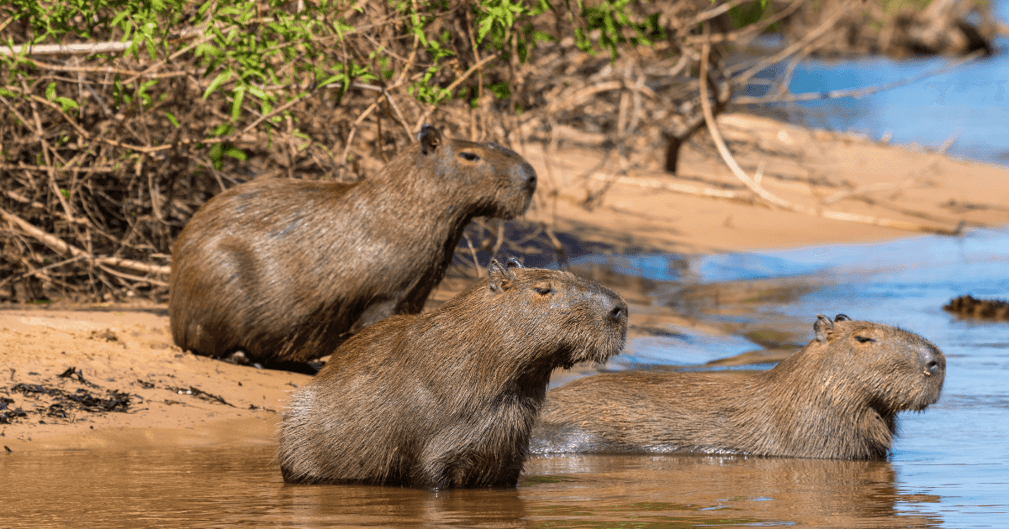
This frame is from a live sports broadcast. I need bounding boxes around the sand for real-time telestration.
[3,113,1008,452]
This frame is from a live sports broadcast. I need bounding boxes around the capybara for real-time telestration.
[944,295,1009,320]
[531,314,945,459]
[169,125,537,364]
[277,259,628,488]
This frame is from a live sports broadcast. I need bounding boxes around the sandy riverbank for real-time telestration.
[3,112,1008,452]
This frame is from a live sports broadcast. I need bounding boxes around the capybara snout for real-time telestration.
[568,284,628,365]
[921,345,944,377]
[479,141,537,190]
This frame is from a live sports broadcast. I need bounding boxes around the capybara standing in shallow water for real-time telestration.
[169,125,537,364]
[277,259,628,488]
[531,314,945,459]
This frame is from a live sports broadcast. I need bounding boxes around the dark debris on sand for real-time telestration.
[166,386,236,407]
[0,367,132,424]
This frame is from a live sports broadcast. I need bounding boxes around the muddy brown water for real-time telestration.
[3,228,1008,527]
[1,446,939,528]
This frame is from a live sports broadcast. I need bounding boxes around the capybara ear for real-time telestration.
[814,314,834,343]
[505,257,524,270]
[417,124,442,155]
[488,259,516,293]
[834,313,851,322]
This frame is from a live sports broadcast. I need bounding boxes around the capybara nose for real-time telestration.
[609,301,628,322]
[920,345,945,377]
[521,166,537,191]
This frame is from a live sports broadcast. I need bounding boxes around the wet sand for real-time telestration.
[3,112,1009,452]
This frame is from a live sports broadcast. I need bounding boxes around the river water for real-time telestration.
[3,229,1008,527]
[751,2,1009,166]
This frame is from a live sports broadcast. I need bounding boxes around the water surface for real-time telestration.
[746,2,1009,165]
[4,229,1008,527]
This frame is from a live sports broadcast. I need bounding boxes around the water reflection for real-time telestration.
[524,455,941,528]
[1,445,946,528]
[277,483,533,527]
[0,447,536,528]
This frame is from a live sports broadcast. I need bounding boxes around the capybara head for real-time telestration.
[435,258,629,371]
[384,125,537,220]
[795,314,945,416]
[277,259,628,489]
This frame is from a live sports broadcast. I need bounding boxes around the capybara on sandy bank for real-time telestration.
[277,259,628,488]
[169,125,537,364]
[531,314,945,459]
[944,295,1009,320]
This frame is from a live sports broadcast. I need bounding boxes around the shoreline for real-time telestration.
[3,112,1009,452]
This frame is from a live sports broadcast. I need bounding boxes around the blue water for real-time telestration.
[747,3,1009,165]
[587,227,1009,286]
[597,228,1009,527]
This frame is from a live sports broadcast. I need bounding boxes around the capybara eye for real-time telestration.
[854,335,875,344]
[459,152,481,162]
[534,286,552,295]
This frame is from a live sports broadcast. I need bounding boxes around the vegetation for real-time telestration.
[0,0,991,302]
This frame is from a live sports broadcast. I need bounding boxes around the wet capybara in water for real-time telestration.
[531,314,945,459]
[169,125,537,364]
[277,259,628,488]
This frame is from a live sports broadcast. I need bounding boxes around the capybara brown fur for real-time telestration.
[277,259,628,488]
[531,314,945,459]
[944,295,1009,320]
[169,125,537,364]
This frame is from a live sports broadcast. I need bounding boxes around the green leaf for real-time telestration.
[110,11,129,29]
[317,73,347,88]
[223,145,247,160]
[209,143,223,170]
[163,110,180,128]
[56,97,79,113]
[203,69,234,99]
[195,43,223,58]
[488,82,511,100]
[212,123,234,136]
[247,85,271,102]
[231,87,245,121]
[46,82,57,101]
[477,16,495,42]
